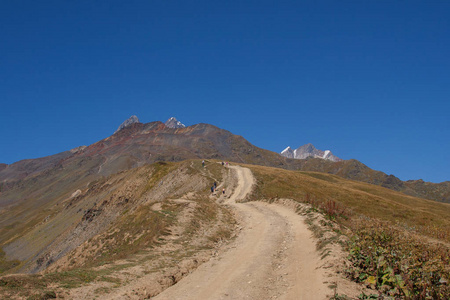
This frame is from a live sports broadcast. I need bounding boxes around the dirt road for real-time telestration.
[154,165,329,300]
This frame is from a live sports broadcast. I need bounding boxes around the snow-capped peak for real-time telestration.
[165,117,186,128]
[280,144,342,162]
[281,146,292,154]
[114,115,140,133]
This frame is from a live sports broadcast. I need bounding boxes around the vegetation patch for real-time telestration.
[89,205,173,266]
[140,161,177,196]
[0,267,123,298]
[347,219,450,299]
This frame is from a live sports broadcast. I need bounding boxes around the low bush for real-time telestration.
[347,219,450,299]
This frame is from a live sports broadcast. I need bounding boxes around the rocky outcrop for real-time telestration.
[70,146,87,154]
[165,117,186,129]
[114,115,140,134]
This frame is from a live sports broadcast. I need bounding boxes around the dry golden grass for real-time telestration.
[248,164,450,242]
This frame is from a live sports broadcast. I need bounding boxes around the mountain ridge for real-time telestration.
[0,119,448,204]
[281,143,342,162]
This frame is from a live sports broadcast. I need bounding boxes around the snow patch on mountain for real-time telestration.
[280,144,342,162]
[281,146,291,154]
[165,117,186,129]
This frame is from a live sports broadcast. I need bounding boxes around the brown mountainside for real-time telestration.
[0,121,285,247]
[0,151,73,182]
[1,160,221,274]
[1,121,448,204]
[283,157,450,203]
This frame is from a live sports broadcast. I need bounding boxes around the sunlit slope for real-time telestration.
[284,158,450,203]
[0,160,227,274]
[249,164,450,242]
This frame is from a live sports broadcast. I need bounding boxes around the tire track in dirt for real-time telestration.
[154,165,329,300]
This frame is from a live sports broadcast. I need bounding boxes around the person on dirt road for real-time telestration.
[202,160,205,168]
[214,182,217,190]
[211,186,214,193]
[222,188,225,195]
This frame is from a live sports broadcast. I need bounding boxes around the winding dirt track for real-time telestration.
[154,166,328,300]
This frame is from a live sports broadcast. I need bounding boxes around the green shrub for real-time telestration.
[347,219,450,298]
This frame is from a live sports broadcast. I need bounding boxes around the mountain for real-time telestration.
[114,115,140,134]
[164,117,186,128]
[0,151,74,183]
[0,117,449,276]
[0,160,226,274]
[282,157,450,203]
[0,119,285,227]
[0,118,448,210]
[0,115,286,273]
[281,144,342,162]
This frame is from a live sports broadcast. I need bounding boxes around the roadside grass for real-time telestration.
[248,164,450,299]
[187,159,225,184]
[0,267,122,299]
[248,165,450,242]
[347,218,450,299]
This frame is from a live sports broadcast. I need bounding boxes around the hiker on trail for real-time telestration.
[222,188,225,195]
[211,186,214,193]
[214,181,217,190]
[222,161,224,166]
[202,160,205,167]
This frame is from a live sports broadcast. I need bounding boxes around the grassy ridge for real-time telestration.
[248,165,450,242]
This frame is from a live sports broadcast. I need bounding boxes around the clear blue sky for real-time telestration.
[1,1,449,183]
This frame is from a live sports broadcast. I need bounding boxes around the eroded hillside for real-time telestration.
[0,160,234,275]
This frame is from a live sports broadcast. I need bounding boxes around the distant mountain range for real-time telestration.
[281,144,342,162]
[1,116,448,207]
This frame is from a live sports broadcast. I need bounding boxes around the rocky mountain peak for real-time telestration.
[281,146,294,158]
[299,143,316,153]
[280,143,342,162]
[114,115,140,134]
[165,117,186,129]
